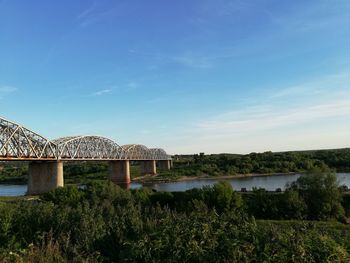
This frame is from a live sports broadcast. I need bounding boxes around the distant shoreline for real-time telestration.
[132,172,298,184]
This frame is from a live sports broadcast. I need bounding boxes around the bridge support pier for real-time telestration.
[158,160,171,171]
[27,161,64,195]
[109,160,130,186]
[141,160,157,175]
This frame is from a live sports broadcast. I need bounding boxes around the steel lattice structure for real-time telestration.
[0,117,56,160]
[0,117,171,161]
[149,148,170,160]
[122,144,153,160]
[52,136,125,160]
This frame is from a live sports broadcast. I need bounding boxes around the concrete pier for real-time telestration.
[158,160,171,171]
[141,160,157,175]
[109,160,130,185]
[27,161,64,195]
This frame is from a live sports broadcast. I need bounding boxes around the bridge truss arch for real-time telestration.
[52,136,124,160]
[149,148,171,160]
[0,117,56,159]
[0,116,171,161]
[122,144,152,160]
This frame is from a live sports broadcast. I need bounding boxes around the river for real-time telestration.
[1,173,350,196]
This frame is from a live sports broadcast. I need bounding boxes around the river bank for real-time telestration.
[132,172,298,184]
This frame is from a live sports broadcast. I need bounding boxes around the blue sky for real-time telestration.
[1,0,350,154]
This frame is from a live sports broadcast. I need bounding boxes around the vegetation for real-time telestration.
[288,167,345,220]
[0,168,350,262]
[0,162,27,184]
[1,148,350,183]
[165,148,350,178]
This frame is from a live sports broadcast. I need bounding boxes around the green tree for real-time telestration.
[288,167,345,220]
[281,189,306,219]
[212,181,242,212]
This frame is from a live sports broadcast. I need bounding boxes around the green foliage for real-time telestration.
[153,182,243,213]
[167,148,350,178]
[41,186,84,206]
[210,181,242,212]
[255,221,350,262]
[281,189,307,219]
[243,167,345,221]
[150,191,175,207]
[0,162,27,183]
[84,181,132,206]
[246,188,281,219]
[0,203,17,249]
[132,187,152,205]
[341,193,350,216]
[288,167,345,220]
[1,182,350,261]
[2,148,350,185]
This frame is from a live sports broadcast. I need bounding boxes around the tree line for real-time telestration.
[167,148,350,177]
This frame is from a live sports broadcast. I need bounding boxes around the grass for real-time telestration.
[0,195,39,202]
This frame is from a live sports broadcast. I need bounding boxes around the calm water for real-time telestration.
[144,173,350,192]
[0,184,28,196]
[1,173,350,196]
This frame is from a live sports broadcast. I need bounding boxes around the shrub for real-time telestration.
[41,186,84,206]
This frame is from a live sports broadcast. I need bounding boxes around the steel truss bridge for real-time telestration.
[0,116,171,161]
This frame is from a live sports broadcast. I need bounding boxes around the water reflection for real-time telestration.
[1,173,350,196]
[142,173,350,192]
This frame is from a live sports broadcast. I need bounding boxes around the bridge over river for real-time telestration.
[0,116,172,194]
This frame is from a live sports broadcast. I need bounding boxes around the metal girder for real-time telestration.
[121,144,151,160]
[149,148,171,160]
[0,117,56,160]
[52,136,124,160]
[121,145,170,160]
[0,116,171,161]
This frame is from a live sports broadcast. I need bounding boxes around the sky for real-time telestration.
[1,0,350,154]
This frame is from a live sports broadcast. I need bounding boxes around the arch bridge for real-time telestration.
[0,117,172,194]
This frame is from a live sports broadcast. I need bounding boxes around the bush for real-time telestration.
[212,181,242,212]
[41,186,84,206]
[246,188,280,219]
[84,181,132,205]
[281,189,306,219]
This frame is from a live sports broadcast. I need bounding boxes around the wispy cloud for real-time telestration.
[271,84,322,99]
[171,54,212,69]
[128,49,222,69]
[76,2,120,28]
[168,98,350,154]
[271,71,350,99]
[76,1,97,20]
[197,99,350,133]
[87,82,139,98]
[0,86,17,93]
[166,70,350,154]
[278,1,350,33]
[126,81,139,91]
[0,86,18,99]
[198,0,254,17]
[91,89,112,96]
[198,71,350,134]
